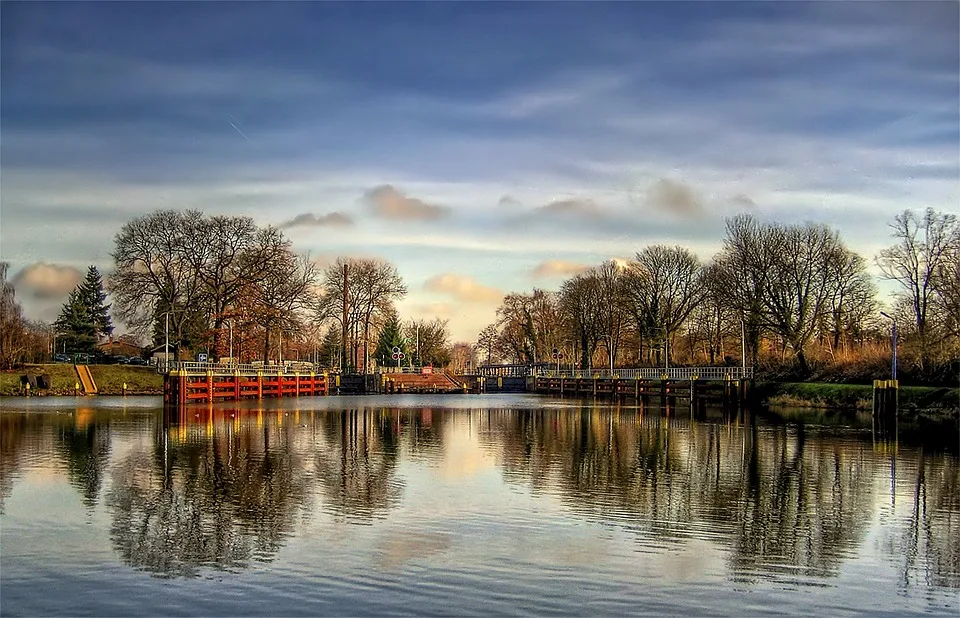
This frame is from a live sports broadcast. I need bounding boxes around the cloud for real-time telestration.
[364,185,450,221]
[531,260,592,279]
[279,211,354,229]
[423,273,504,303]
[12,262,83,300]
[498,195,522,207]
[532,197,605,218]
[730,193,756,208]
[646,179,703,217]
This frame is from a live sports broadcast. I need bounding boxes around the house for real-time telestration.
[98,337,144,358]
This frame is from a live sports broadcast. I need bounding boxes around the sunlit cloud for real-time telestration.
[364,185,451,221]
[11,262,83,300]
[423,273,504,304]
[531,260,592,279]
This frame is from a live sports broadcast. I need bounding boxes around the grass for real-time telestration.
[0,364,163,396]
[757,381,959,413]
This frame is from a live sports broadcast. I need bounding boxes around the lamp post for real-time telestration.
[879,311,897,380]
[164,311,170,373]
[663,326,670,374]
[228,319,234,362]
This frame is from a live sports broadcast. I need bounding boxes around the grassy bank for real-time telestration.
[0,364,163,396]
[756,381,959,413]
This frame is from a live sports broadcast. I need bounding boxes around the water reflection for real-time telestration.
[108,407,312,577]
[0,399,957,591]
[485,403,957,586]
[313,408,404,523]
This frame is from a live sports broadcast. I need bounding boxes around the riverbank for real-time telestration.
[755,381,959,411]
[0,364,163,395]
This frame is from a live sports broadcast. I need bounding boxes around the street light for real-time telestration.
[164,311,170,373]
[662,326,670,373]
[228,319,234,362]
[879,311,897,380]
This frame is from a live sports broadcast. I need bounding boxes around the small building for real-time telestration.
[98,337,144,358]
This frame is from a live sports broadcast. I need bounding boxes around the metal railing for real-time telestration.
[162,361,324,376]
[531,367,753,381]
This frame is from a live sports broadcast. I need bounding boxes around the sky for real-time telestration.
[2,1,958,343]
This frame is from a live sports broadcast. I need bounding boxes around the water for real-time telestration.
[1,395,957,616]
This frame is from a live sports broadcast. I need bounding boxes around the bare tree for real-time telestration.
[475,324,500,365]
[246,249,318,362]
[713,214,777,368]
[0,262,27,369]
[876,208,958,363]
[109,210,206,358]
[495,289,559,366]
[761,223,842,375]
[184,216,286,358]
[823,246,876,356]
[315,257,406,372]
[559,272,603,370]
[624,247,703,368]
[405,318,450,366]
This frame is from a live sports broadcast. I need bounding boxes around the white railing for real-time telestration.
[532,367,754,381]
[164,361,324,376]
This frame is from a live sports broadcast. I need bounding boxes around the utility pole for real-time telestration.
[341,263,349,373]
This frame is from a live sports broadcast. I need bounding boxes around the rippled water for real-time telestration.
[1,395,958,616]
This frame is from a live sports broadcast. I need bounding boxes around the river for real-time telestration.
[1,395,957,616]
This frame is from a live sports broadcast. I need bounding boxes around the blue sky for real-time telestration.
[2,1,958,341]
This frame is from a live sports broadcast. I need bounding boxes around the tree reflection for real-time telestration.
[107,407,312,578]
[313,408,403,523]
[491,403,911,583]
[54,407,111,508]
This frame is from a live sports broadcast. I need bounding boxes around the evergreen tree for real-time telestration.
[55,290,97,353]
[78,266,113,340]
[374,314,407,367]
[318,324,342,369]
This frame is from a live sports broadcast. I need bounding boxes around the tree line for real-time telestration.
[1,207,956,381]
[106,209,452,370]
[478,208,958,383]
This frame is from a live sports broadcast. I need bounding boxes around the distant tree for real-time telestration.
[78,266,113,341]
[405,318,451,367]
[876,208,958,365]
[559,272,603,369]
[374,313,407,367]
[318,324,342,369]
[475,324,500,365]
[0,262,28,368]
[448,342,475,373]
[55,290,97,354]
[315,257,406,372]
[624,247,704,368]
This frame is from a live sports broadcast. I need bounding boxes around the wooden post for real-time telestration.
[207,370,213,402]
[257,370,263,399]
[234,369,240,400]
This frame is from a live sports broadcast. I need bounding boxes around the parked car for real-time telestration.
[54,353,70,363]
[127,357,148,366]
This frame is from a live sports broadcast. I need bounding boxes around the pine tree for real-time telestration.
[78,266,113,340]
[55,290,97,353]
[374,314,407,367]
